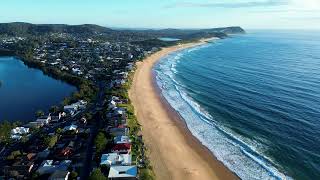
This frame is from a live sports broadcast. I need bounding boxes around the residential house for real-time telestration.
[49,170,70,180]
[3,160,34,178]
[109,127,129,137]
[108,166,137,180]
[100,153,131,166]
[11,127,30,140]
[63,124,78,133]
[36,160,71,175]
[114,136,131,144]
[111,143,131,154]
[36,115,52,125]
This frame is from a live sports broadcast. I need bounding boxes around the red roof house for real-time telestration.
[111,143,131,154]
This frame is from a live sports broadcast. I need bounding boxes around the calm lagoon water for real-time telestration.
[158,37,181,41]
[154,31,320,180]
[0,57,77,122]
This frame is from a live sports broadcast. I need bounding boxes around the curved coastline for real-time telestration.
[129,38,238,180]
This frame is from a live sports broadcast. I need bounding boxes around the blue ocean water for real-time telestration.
[0,57,77,122]
[154,31,320,180]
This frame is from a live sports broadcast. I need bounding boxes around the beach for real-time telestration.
[129,38,238,180]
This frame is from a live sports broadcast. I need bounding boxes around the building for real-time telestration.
[109,127,129,137]
[114,136,131,144]
[36,115,52,125]
[3,160,34,178]
[11,127,30,140]
[100,153,132,166]
[108,166,137,180]
[36,160,71,175]
[63,124,78,132]
[111,143,131,154]
[49,170,70,180]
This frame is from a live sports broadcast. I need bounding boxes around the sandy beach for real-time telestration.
[129,38,238,180]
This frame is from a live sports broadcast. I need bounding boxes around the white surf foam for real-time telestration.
[153,45,292,180]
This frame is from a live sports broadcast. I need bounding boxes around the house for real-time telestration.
[114,79,126,87]
[49,170,70,180]
[72,67,83,75]
[36,115,52,125]
[63,105,78,116]
[63,124,78,132]
[114,136,131,144]
[11,127,30,135]
[36,149,51,160]
[100,153,131,166]
[25,121,43,128]
[64,100,87,116]
[108,100,117,110]
[11,127,30,140]
[109,127,129,137]
[36,160,71,175]
[3,160,34,178]
[111,143,131,154]
[59,147,74,157]
[108,166,137,180]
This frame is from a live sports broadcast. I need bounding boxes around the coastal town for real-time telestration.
[0,23,244,180]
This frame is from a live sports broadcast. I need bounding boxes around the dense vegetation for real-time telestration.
[0,22,245,42]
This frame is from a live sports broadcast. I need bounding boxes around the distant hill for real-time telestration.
[0,22,114,36]
[0,22,245,40]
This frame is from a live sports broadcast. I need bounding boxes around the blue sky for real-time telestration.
[1,0,320,29]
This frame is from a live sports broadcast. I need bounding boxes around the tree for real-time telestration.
[49,106,60,113]
[88,168,106,180]
[69,171,78,180]
[35,110,44,117]
[94,132,107,153]
[7,150,22,160]
[0,121,14,142]
[44,135,58,148]
[56,128,63,134]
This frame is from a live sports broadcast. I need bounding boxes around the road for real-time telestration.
[79,81,106,179]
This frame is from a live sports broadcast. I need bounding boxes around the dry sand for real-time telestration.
[129,38,238,180]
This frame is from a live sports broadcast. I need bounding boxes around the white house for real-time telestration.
[11,127,30,135]
[108,166,137,180]
[63,124,78,132]
[108,100,117,110]
[11,127,30,140]
[100,153,132,166]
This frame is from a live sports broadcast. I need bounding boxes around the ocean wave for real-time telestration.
[154,46,292,180]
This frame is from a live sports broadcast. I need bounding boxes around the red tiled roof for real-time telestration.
[111,143,131,151]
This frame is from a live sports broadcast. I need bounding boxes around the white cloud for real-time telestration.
[164,0,289,9]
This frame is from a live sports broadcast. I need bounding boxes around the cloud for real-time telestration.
[164,0,289,9]
[249,9,320,13]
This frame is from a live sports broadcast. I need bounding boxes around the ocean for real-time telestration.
[154,31,320,180]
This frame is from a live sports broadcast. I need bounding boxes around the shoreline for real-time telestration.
[129,38,238,180]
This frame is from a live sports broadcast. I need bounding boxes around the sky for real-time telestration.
[0,0,320,29]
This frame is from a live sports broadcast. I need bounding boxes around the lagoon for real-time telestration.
[0,56,77,122]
